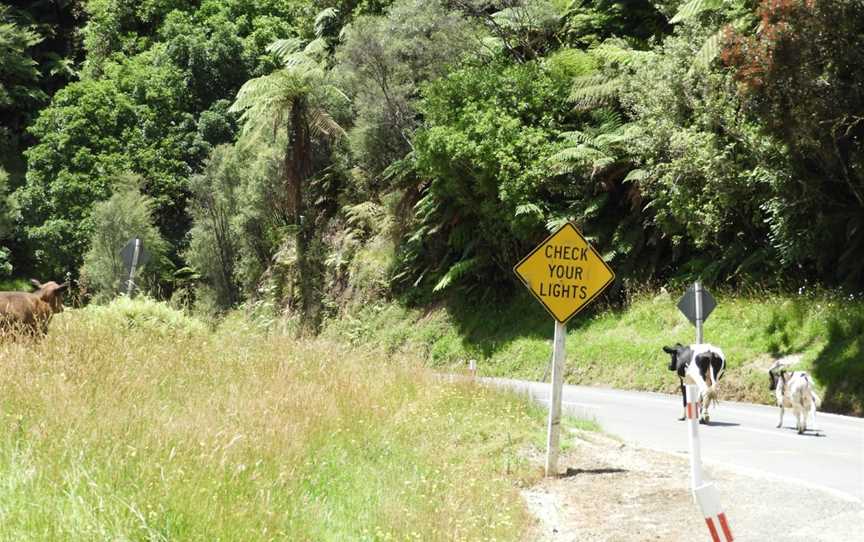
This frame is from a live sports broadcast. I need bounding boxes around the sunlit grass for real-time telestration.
[324,289,864,413]
[0,298,546,540]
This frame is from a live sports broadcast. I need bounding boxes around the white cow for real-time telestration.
[768,361,821,434]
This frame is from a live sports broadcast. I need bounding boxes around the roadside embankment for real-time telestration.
[322,289,864,415]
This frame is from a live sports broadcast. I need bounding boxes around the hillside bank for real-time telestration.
[323,289,864,416]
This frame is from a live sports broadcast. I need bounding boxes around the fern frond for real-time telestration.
[591,38,644,66]
[433,257,480,293]
[692,29,724,70]
[546,216,574,232]
[591,109,623,131]
[314,7,339,38]
[309,108,346,139]
[670,0,724,24]
[581,194,610,220]
[593,131,628,148]
[346,201,385,227]
[492,4,561,32]
[623,169,648,183]
[515,203,545,219]
[568,74,619,109]
[266,38,302,62]
[549,145,597,165]
[558,130,591,144]
[303,37,329,60]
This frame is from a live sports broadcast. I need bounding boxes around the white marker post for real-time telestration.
[127,237,142,296]
[687,383,734,541]
[694,280,704,344]
[685,384,704,490]
[545,320,566,477]
[694,484,734,542]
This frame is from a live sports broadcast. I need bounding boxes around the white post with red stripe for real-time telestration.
[694,483,734,542]
[686,383,734,541]
[685,384,704,489]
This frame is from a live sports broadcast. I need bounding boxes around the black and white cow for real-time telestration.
[663,343,727,423]
[768,361,820,434]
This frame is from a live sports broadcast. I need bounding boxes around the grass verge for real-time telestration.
[323,289,864,415]
[0,298,552,540]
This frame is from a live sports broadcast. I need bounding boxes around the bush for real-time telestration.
[79,173,169,300]
[73,295,208,338]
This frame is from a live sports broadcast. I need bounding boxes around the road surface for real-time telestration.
[493,378,864,503]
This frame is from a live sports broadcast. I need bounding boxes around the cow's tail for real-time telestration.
[810,388,822,408]
[704,361,720,409]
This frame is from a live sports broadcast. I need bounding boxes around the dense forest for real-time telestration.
[1,0,862,327]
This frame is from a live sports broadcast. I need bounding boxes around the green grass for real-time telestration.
[0,298,556,540]
[0,277,32,291]
[324,289,864,415]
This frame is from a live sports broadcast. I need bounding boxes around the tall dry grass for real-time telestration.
[0,298,543,540]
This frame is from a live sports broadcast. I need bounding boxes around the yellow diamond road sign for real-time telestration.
[514,223,615,323]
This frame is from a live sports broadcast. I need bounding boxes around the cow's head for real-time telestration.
[30,279,68,313]
[662,343,685,372]
[767,360,786,391]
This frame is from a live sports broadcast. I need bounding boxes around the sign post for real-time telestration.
[514,223,614,476]
[677,281,716,344]
[545,320,566,476]
[120,237,150,296]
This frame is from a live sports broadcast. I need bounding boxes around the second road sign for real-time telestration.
[514,223,615,323]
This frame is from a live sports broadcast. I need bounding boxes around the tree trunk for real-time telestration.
[285,96,318,327]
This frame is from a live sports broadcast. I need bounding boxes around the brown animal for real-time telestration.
[0,279,68,336]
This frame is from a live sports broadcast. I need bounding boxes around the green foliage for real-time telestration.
[185,145,243,310]
[4,0,863,322]
[79,174,169,300]
[77,294,209,337]
[620,23,786,283]
[407,58,574,297]
[560,0,669,47]
[14,0,307,279]
[0,6,45,122]
[230,36,348,327]
[0,167,13,277]
[723,0,864,287]
[336,0,477,180]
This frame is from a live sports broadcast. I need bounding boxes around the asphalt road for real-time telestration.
[492,378,864,503]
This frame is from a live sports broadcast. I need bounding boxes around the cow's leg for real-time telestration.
[808,400,818,432]
[777,405,784,428]
[679,381,687,420]
[795,405,805,434]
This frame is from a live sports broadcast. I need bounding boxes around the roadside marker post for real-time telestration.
[513,223,614,477]
[686,383,734,541]
[685,384,704,489]
[694,483,734,542]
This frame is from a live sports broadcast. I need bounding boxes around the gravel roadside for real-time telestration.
[522,430,863,541]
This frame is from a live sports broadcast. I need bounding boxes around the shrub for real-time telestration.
[79,173,169,300]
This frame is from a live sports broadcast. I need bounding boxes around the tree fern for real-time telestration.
[668,0,753,69]
[669,0,725,24]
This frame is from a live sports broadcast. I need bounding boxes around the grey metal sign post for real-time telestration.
[120,237,149,296]
[677,281,716,345]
